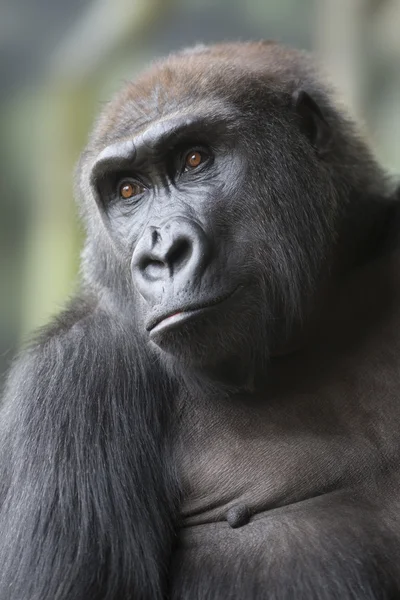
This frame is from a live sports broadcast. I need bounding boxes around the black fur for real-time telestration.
[0,299,180,599]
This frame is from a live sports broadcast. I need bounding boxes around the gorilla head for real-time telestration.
[77,42,387,375]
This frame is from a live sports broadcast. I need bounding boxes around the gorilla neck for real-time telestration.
[180,355,261,396]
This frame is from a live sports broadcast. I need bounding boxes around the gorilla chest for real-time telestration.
[178,370,397,526]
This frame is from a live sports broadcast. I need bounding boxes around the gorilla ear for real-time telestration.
[292,89,332,155]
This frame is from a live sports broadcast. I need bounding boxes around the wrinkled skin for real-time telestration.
[1,41,400,600]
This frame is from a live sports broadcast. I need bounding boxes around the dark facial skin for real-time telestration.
[90,111,252,367]
[1,41,400,600]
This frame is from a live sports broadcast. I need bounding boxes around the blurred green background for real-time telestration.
[1,0,400,380]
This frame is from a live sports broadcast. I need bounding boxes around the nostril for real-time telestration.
[167,238,192,272]
[151,229,158,248]
[139,257,165,282]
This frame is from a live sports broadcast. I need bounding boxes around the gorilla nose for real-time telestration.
[131,219,212,302]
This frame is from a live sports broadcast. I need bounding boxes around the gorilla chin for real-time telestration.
[147,284,253,367]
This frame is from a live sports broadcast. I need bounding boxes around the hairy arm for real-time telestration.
[0,300,179,600]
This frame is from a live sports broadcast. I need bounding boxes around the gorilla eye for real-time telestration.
[184,150,206,171]
[119,180,145,200]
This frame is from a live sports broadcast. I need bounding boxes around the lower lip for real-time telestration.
[149,307,206,338]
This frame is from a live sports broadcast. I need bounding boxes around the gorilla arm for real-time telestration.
[0,301,178,600]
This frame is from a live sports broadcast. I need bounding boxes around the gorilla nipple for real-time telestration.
[226,504,251,528]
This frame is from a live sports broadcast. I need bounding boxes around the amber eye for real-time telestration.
[184,150,204,170]
[119,180,144,200]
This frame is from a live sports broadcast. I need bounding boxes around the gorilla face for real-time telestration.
[86,52,338,370]
[89,112,258,365]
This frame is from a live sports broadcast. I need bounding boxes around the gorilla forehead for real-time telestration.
[90,41,319,149]
[93,106,238,167]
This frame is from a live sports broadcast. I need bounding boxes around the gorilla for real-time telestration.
[1,40,400,600]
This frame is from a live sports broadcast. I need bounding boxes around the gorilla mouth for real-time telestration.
[147,286,240,336]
